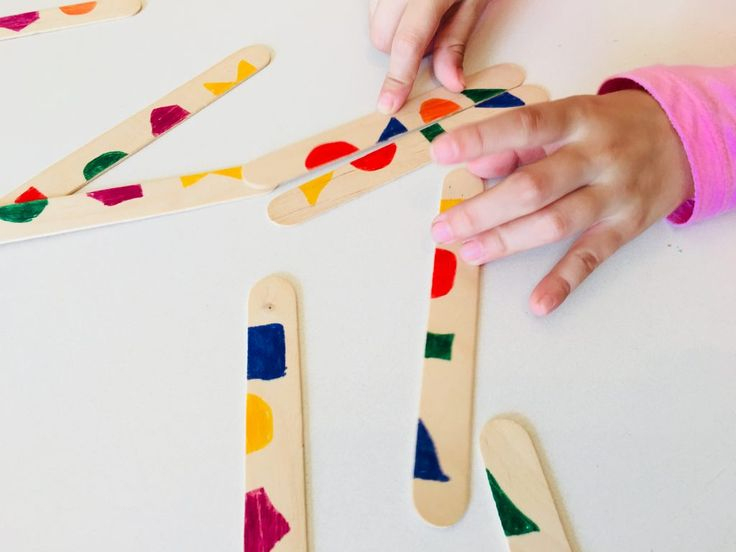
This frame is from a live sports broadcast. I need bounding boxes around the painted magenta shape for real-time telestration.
[87,184,143,206]
[0,12,40,32]
[150,105,190,137]
[244,487,291,552]
[431,249,457,299]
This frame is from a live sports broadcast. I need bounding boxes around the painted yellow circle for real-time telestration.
[246,393,274,454]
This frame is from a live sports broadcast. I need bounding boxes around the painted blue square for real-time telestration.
[247,323,287,381]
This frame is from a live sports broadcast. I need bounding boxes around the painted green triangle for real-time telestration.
[462,88,505,104]
[486,469,540,537]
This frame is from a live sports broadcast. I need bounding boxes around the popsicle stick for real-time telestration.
[243,64,525,190]
[0,164,266,245]
[1,44,271,203]
[412,169,483,527]
[479,419,573,552]
[0,0,141,41]
[268,85,550,225]
[246,276,308,552]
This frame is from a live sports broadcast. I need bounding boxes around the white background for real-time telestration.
[1,0,735,550]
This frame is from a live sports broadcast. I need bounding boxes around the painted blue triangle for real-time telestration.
[377,117,408,143]
[413,419,450,482]
[476,92,525,109]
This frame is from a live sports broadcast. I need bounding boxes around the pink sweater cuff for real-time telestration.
[599,66,736,225]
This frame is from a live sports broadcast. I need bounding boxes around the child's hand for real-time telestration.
[369,0,492,114]
[429,89,695,316]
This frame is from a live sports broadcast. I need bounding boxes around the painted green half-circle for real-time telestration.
[83,151,128,181]
[0,199,48,224]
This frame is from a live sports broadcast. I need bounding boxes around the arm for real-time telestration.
[600,65,736,225]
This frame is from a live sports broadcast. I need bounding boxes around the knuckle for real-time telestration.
[370,27,392,53]
[572,249,601,275]
[392,29,425,56]
[448,204,479,237]
[486,229,509,256]
[516,106,545,139]
[436,40,466,58]
[514,171,546,206]
[541,210,569,241]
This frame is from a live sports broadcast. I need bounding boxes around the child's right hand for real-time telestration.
[369,0,492,114]
[429,89,695,316]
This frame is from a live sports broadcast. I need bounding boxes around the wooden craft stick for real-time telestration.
[479,419,573,552]
[1,44,271,203]
[246,276,308,552]
[412,169,483,527]
[0,165,267,245]
[0,1,142,42]
[243,64,525,190]
[0,86,547,246]
[268,85,550,226]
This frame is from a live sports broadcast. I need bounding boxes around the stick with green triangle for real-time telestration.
[479,419,573,552]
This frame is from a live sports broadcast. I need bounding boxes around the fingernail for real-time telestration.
[538,295,558,315]
[460,240,484,263]
[431,221,454,244]
[377,92,395,114]
[431,137,459,164]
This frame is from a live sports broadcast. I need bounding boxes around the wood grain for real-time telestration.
[412,169,483,527]
[268,85,550,226]
[246,276,308,552]
[243,64,525,190]
[0,165,266,245]
[1,44,271,202]
[0,1,142,42]
[479,418,573,552]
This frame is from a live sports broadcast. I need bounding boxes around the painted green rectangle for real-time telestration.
[425,332,454,360]
[420,123,445,143]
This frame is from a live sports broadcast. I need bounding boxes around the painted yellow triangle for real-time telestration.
[180,166,243,188]
[440,198,463,213]
[204,60,258,96]
[236,60,257,83]
[299,172,334,206]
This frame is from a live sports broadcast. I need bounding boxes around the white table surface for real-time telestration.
[1,1,735,550]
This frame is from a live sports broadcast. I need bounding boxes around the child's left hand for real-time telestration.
[429,89,695,316]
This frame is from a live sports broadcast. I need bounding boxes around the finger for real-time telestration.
[370,0,407,53]
[377,0,457,114]
[432,0,487,91]
[431,96,585,164]
[529,222,630,316]
[467,147,547,179]
[432,147,594,244]
[455,185,607,266]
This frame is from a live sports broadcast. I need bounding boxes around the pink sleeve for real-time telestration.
[599,65,736,225]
